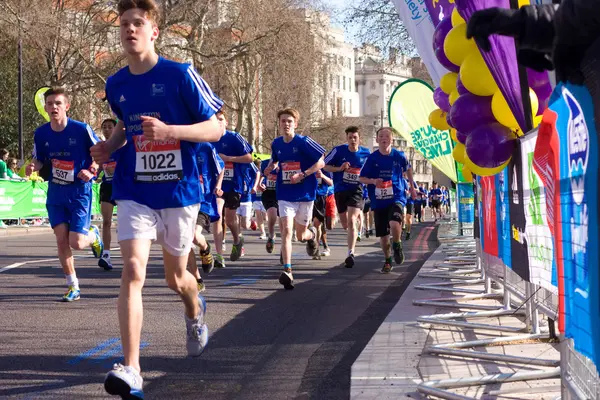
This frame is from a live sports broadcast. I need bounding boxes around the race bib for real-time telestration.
[266,173,277,189]
[281,162,301,184]
[375,181,394,200]
[343,167,360,184]
[103,161,116,182]
[223,162,234,181]
[134,136,183,183]
[52,159,75,184]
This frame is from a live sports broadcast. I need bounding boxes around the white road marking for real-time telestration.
[0,247,121,273]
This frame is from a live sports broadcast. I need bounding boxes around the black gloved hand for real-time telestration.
[466,7,521,52]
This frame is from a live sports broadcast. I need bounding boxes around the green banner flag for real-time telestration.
[35,87,51,122]
[0,180,101,219]
[388,79,457,182]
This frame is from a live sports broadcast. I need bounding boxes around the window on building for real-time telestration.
[370,81,376,90]
[343,77,346,90]
[330,74,334,88]
[386,83,389,92]
[337,75,340,90]
[349,99,352,114]
[343,100,346,114]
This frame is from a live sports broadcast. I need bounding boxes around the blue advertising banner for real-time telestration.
[496,168,512,269]
[457,183,474,223]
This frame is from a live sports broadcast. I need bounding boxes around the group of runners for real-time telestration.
[21,1,447,398]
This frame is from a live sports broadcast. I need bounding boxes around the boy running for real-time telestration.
[359,127,416,273]
[27,88,104,301]
[212,110,254,262]
[98,118,118,270]
[429,181,443,221]
[252,159,268,239]
[403,177,418,240]
[91,1,224,398]
[324,126,370,268]
[260,158,279,252]
[264,108,325,289]
[312,169,333,259]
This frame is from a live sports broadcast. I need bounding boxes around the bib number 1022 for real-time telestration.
[140,153,176,170]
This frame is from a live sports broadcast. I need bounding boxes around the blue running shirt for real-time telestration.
[212,130,253,194]
[261,159,278,193]
[196,142,223,219]
[430,188,442,201]
[316,170,333,197]
[359,149,411,210]
[239,162,259,203]
[271,135,326,202]
[105,57,223,210]
[33,119,100,205]
[324,144,370,193]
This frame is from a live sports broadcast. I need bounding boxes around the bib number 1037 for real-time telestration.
[134,136,183,183]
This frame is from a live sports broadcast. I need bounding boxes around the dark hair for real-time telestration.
[117,0,160,25]
[102,118,117,126]
[0,149,8,158]
[277,107,300,122]
[345,126,360,135]
[44,87,68,102]
[432,181,437,185]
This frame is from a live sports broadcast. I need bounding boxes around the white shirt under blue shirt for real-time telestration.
[105,57,223,210]
[271,135,326,202]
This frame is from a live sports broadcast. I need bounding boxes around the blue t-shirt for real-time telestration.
[324,144,370,193]
[316,170,333,197]
[196,143,223,219]
[105,57,223,210]
[359,149,411,210]
[239,162,259,203]
[430,188,443,201]
[212,130,253,194]
[33,119,100,205]
[271,135,326,202]
[261,159,278,193]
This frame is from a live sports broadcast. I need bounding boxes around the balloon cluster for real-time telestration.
[429,4,550,179]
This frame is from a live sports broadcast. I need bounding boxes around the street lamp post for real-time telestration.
[17,26,24,162]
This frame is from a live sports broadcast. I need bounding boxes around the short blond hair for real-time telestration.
[277,108,300,122]
[118,0,160,25]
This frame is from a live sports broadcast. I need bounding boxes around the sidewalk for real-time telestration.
[350,224,561,399]
[0,225,54,237]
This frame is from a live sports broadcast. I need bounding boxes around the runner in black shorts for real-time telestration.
[429,181,443,222]
[324,126,371,268]
[403,177,418,241]
[260,158,279,254]
[312,170,333,259]
[98,118,117,271]
[362,185,374,238]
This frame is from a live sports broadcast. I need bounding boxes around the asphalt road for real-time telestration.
[0,222,437,399]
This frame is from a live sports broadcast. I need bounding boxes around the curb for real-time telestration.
[0,226,54,237]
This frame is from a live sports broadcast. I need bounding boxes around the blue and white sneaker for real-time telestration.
[186,295,209,357]
[62,286,80,302]
[89,225,104,258]
[104,363,144,399]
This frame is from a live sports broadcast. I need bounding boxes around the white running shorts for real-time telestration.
[278,200,314,226]
[116,200,199,257]
[236,201,253,218]
[253,200,266,213]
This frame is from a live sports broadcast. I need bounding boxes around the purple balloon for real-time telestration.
[448,93,495,134]
[435,47,460,73]
[456,76,469,95]
[433,17,453,51]
[527,68,552,109]
[456,130,469,144]
[465,123,515,168]
[434,87,451,113]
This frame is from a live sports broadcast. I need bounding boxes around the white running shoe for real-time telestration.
[321,248,331,257]
[259,234,268,240]
[222,240,227,252]
[186,295,209,357]
[104,363,144,399]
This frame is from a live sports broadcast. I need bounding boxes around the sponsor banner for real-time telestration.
[509,141,530,278]
[480,176,499,257]
[473,177,480,240]
[457,183,474,223]
[389,80,457,182]
[0,181,101,219]
[496,167,512,268]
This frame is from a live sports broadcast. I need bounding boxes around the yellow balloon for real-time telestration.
[518,0,530,7]
[460,51,498,96]
[461,165,473,181]
[464,154,511,177]
[440,72,458,95]
[444,23,478,67]
[429,109,450,130]
[452,142,465,164]
[450,128,457,141]
[491,88,539,130]
[451,8,466,27]
[449,90,460,105]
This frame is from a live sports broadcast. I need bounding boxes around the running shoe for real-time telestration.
[62,286,80,302]
[222,240,227,252]
[344,254,355,268]
[404,232,411,241]
[250,220,257,231]
[381,261,393,274]
[367,229,373,238]
[241,247,246,257]
[357,233,362,242]
[89,225,104,258]
[200,244,214,274]
[259,234,268,240]
[197,279,206,293]
[214,254,226,269]
[279,269,294,290]
[266,237,275,253]
[393,242,405,265]
[230,235,244,262]
[98,253,113,271]
[104,363,144,400]
[321,247,331,257]
[305,226,319,257]
[186,294,208,357]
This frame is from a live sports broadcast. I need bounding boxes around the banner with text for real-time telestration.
[389,79,458,182]
[457,183,474,223]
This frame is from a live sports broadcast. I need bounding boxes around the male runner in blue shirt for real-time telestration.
[27,88,104,302]
[360,127,416,273]
[90,1,224,397]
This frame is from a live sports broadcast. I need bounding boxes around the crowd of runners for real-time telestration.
[19,0,450,398]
